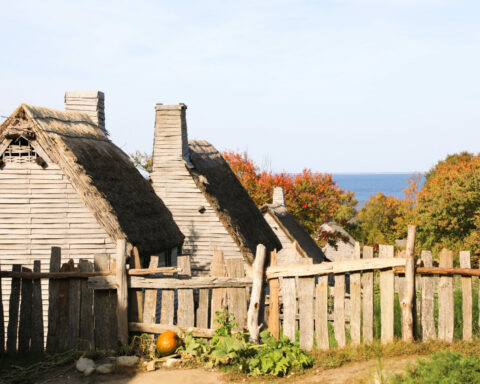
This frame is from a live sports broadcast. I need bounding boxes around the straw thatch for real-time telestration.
[261,203,325,264]
[188,140,282,264]
[0,104,184,255]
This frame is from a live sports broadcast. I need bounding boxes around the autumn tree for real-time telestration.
[130,150,153,173]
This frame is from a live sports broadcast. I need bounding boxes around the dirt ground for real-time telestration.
[23,356,416,384]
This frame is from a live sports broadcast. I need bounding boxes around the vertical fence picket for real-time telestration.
[143,256,159,324]
[315,275,329,349]
[460,251,472,341]
[379,245,394,344]
[177,256,194,327]
[298,276,315,350]
[46,247,61,353]
[57,260,74,352]
[79,259,94,350]
[350,242,362,345]
[161,250,175,326]
[18,266,32,353]
[196,286,209,329]
[362,246,374,343]
[210,249,227,328]
[7,264,21,354]
[266,251,279,337]
[280,277,296,341]
[31,260,43,353]
[227,258,248,331]
[68,263,81,350]
[438,249,454,342]
[334,254,346,347]
[94,254,112,351]
[128,247,143,323]
[420,251,436,340]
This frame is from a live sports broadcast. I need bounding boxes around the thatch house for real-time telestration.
[0,91,184,338]
[321,221,356,261]
[150,104,282,275]
[261,187,325,265]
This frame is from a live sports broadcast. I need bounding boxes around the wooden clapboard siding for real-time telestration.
[151,107,244,274]
[0,159,116,346]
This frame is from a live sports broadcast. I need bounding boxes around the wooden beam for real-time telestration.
[266,257,407,279]
[267,251,279,339]
[129,322,214,338]
[116,239,129,346]
[401,225,416,342]
[394,266,480,277]
[248,244,266,342]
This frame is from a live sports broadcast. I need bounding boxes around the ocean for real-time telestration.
[332,173,424,206]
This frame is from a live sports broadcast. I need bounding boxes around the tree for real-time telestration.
[130,150,153,173]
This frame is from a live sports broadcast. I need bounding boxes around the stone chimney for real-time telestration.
[65,91,107,135]
[153,103,192,171]
[272,187,286,206]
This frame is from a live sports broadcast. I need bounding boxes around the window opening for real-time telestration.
[1,137,38,164]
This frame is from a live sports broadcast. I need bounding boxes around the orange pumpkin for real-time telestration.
[156,330,180,356]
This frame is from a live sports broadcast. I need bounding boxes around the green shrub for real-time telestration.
[388,350,480,384]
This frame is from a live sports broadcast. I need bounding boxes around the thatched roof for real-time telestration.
[261,203,325,264]
[0,104,184,255]
[188,140,282,264]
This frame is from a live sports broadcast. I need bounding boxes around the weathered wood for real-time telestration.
[334,265,346,347]
[129,322,214,338]
[420,251,436,341]
[315,275,329,349]
[7,264,22,354]
[160,250,176,326]
[18,267,33,353]
[401,225,416,342]
[267,257,407,278]
[362,246,374,343]
[128,267,179,276]
[30,260,44,352]
[379,245,394,344]
[248,244,266,342]
[116,239,129,346]
[177,256,195,327]
[57,260,75,352]
[267,251,279,338]
[128,247,143,323]
[280,277,296,341]
[143,256,159,324]
[196,286,209,329]
[78,259,94,350]
[460,251,472,341]
[438,249,454,342]
[210,249,227,328]
[68,262,81,350]
[94,254,112,350]
[350,242,362,345]
[395,266,480,277]
[0,265,4,353]
[46,247,61,353]
[227,258,248,330]
[298,276,315,350]
[0,270,112,279]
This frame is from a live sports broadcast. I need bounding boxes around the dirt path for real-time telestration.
[29,356,417,384]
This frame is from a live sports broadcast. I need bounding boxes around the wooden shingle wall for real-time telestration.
[151,105,244,275]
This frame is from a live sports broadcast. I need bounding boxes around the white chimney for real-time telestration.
[65,91,107,135]
[273,186,286,206]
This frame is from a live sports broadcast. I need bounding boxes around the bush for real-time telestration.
[388,350,480,383]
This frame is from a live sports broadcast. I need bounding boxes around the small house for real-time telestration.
[150,104,282,275]
[0,91,184,339]
[321,221,356,261]
[261,187,326,265]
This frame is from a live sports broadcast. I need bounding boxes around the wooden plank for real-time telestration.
[438,249,454,342]
[315,275,329,349]
[421,251,436,341]
[267,257,407,278]
[267,251,279,338]
[78,259,94,350]
[129,322,214,338]
[46,247,61,353]
[6,265,21,354]
[247,244,266,342]
[116,239,129,346]
[30,260,44,352]
[0,265,4,353]
[401,225,416,342]
[18,267,33,353]
[334,270,346,347]
[460,251,472,341]
[210,249,227,328]
[379,245,394,344]
[223,259,246,331]
[196,285,209,329]
[350,242,361,345]
[177,256,194,327]
[128,247,143,323]
[143,255,159,324]
[298,276,315,350]
[280,277,296,342]
[56,260,75,352]
[94,254,110,351]
[362,246,374,343]
[160,249,175,326]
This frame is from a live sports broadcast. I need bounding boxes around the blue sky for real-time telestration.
[0,0,479,173]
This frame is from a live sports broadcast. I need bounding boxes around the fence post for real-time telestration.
[116,239,129,346]
[46,247,61,353]
[438,249,454,342]
[210,248,227,328]
[267,250,279,339]
[248,244,266,342]
[460,251,472,340]
[379,245,394,344]
[421,251,436,340]
[350,242,362,345]
[401,225,416,342]
[362,246,374,343]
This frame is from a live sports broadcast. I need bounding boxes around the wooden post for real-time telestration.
[267,251,280,338]
[460,251,472,341]
[46,247,61,353]
[379,245,394,344]
[334,253,346,347]
[116,239,129,346]
[128,247,143,323]
[78,259,94,350]
[226,258,248,330]
[362,246,374,343]
[196,284,209,329]
[248,244,266,342]
[210,248,227,328]
[315,275,329,349]
[143,256,159,324]
[57,260,74,352]
[280,276,296,342]
[160,249,175,326]
[177,256,194,327]
[350,242,362,345]
[7,264,21,354]
[18,267,33,353]
[298,275,315,350]
[420,251,436,340]
[438,249,454,342]
[401,225,416,342]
